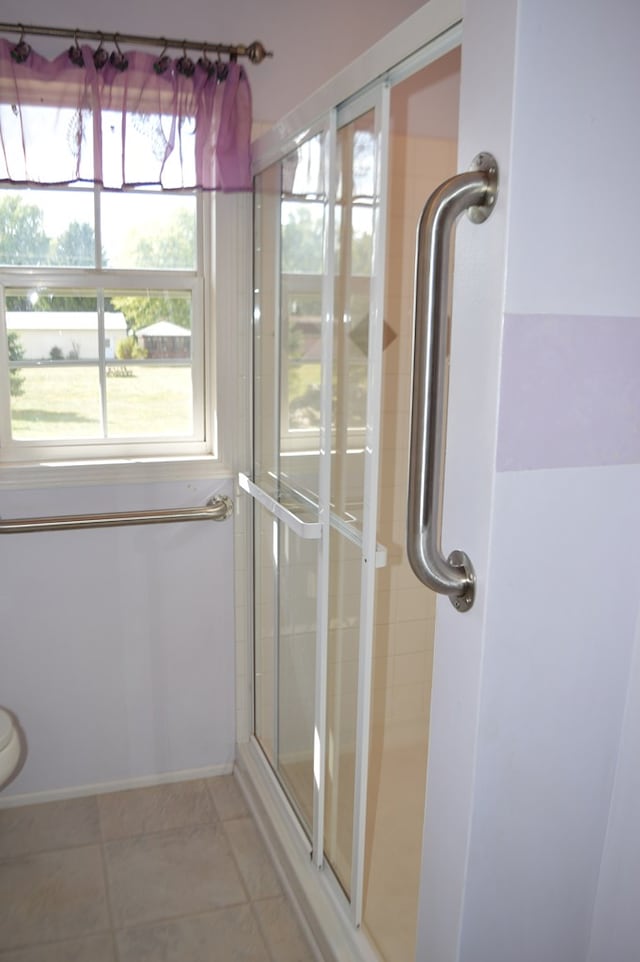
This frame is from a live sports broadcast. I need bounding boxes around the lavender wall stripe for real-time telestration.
[496,314,640,471]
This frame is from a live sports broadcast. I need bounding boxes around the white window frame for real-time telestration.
[0,184,227,484]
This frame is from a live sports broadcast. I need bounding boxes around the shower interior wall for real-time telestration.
[363,118,459,962]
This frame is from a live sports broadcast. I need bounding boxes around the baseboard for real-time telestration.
[235,740,380,962]
[0,762,233,809]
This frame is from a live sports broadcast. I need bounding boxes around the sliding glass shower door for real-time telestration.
[251,129,327,840]
[246,85,389,921]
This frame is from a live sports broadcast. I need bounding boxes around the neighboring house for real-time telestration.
[7,311,127,360]
[137,320,191,359]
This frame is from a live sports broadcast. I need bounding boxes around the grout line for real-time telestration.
[111,899,253,935]
[248,898,280,962]
[0,775,314,960]
[104,861,121,962]
[98,815,220,845]
[97,802,120,962]
[217,815,255,906]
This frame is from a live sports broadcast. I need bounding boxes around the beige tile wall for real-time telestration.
[371,133,458,751]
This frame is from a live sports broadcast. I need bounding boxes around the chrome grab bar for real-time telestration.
[0,495,233,534]
[407,152,498,612]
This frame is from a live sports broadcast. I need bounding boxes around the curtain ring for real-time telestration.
[177,42,195,78]
[216,54,229,82]
[68,30,84,67]
[11,24,31,64]
[198,46,214,77]
[93,33,109,70]
[110,34,129,71]
[154,40,171,74]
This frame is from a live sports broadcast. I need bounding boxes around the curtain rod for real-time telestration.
[0,21,272,64]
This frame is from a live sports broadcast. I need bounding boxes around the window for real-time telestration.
[0,183,213,464]
[0,36,253,474]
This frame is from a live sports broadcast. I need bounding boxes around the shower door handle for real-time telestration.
[407,152,498,612]
[238,472,322,540]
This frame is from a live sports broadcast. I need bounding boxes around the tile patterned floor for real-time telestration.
[0,775,317,962]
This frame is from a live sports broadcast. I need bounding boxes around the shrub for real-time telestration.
[49,345,64,360]
[116,335,147,360]
[8,331,25,397]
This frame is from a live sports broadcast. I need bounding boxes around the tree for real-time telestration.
[0,195,49,266]
[281,205,372,279]
[50,221,97,268]
[111,291,191,334]
[281,207,324,274]
[8,331,25,397]
[122,207,195,271]
[0,205,105,312]
[110,208,195,332]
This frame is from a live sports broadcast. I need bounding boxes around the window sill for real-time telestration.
[0,454,231,490]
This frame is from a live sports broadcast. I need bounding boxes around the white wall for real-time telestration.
[418,1,640,960]
[1,479,235,801]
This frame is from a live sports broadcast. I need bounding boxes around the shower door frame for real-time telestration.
[240,0,465,952]
[247,82,390,925]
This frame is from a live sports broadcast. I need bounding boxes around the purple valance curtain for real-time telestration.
[0,37,252,191]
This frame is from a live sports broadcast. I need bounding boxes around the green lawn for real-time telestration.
[10,365,193,439]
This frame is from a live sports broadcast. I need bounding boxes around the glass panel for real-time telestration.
[252,135,325,839]
[100,192,197,270]
[324,532,361,893]
[331,112,376,531]
[254,503,277,767]
[5,287,194,441]
[0,188,96,267]
[253,161,281,482]
[276,522,318,837]
[8,367,102,440]
[252,504,317,841]
[282,278,322,435]
[363,50,461,962]
[279,134,326,495]
[6,290,101,440]
[107,290,192,358]
[323,109,377,898]
[6,289,100,361]
[106,364,193,437]
[105,289,193,438]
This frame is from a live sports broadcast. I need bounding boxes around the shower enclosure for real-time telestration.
[239,11,467,961]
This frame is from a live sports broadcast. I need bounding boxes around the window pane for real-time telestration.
[108,289,191,359]
[106,364,193,438]
[5,288,195,442]
[100,192,197,270]
[0,188,96,267]
[0,182,205,461]
[6,290,101,361]
[9,365,102,440]
[105,289,193,438]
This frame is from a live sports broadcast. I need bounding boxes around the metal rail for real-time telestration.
[407,152,498,612]
[0,21,272,64]
[0,494,233,534]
